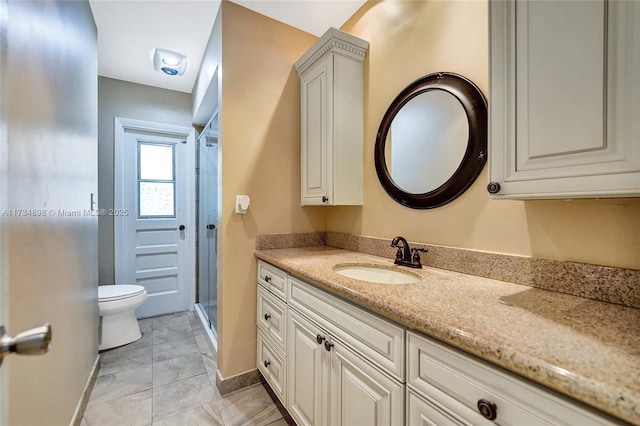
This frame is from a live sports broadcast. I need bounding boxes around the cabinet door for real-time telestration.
[300,55,333,205]
[287,309,330,426]
[329,341,404,426]
[489,0,640,198]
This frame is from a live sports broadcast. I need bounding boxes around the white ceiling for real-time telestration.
[89,0,367,94]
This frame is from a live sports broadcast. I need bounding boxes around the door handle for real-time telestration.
[206,224,216,230]
[0,323,52,366]
[178,225,186,231]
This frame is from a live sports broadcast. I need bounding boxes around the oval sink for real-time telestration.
[333,263,421,284]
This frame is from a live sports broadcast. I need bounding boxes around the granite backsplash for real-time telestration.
[255,232,640,309]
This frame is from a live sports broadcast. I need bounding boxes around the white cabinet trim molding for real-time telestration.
[295,27,368,75]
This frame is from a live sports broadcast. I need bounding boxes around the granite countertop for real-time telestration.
[255,246,640,425]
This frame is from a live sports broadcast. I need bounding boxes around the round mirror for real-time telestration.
[375,72,487,209]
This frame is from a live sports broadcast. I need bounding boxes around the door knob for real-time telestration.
[0,323,52,366]
[179,225,186,231]
[206,224,216,230]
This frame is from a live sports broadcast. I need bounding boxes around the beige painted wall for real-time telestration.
[217,1,325,378]
[211,0,639,381]
[335,0,640,270]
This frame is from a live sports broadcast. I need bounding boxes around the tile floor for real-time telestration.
[82,311,292,426]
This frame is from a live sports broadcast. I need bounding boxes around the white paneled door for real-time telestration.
[115,118,195,318]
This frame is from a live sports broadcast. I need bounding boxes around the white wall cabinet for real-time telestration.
[489,0,640,199]
[295,28,369,205]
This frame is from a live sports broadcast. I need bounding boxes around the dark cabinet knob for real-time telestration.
[178,225,186,231]
[264,275,271,283]
[264,313,271,321]
[324,341,334,352]
[206,224,216,230]
[487,182,501,194]
[322,196,328,203]
[316,334,325,344]
[263,360,271,368]
[477,399,497,421]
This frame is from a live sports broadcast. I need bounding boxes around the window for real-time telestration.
[138,143,175,218]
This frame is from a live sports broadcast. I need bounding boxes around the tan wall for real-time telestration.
[334,0,640,270]
[217,1,325,378]
[214,0,640,381]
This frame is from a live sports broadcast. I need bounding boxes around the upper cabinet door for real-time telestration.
[300,55,332,206]
[489,0,640,199]
[296,28,369,206]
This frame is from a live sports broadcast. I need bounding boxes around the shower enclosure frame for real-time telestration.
[195,110,219,350]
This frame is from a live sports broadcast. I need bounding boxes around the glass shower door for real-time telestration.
[197,112,218,337]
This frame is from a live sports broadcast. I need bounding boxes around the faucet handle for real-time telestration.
[410,247,428,266]
[394,247,403,260]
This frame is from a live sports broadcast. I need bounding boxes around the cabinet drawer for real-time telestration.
[257,329,286,406]
[407,387,484,426]
[289,275,405,381]
[258,260,287,300]
[257,285,287,352]
[407,331,617,425]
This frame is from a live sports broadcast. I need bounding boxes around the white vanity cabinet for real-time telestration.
[256,259,622,425]
[256,260,288,405]
[489,0,640,199]
[287,277,404,426]
[407,331,619,425]
[256,260,404,425]
[295,28,369,206]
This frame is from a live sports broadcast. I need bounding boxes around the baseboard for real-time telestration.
[215,368,260,395]
[70,354,100,426]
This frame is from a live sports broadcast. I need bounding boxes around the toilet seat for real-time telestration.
[99,284,146,302]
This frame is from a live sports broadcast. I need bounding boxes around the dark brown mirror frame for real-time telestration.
[374,72,488,209]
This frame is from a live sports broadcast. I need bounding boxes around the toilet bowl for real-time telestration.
[98,284,148,351]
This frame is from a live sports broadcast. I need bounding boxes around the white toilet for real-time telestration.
[98,284,148,351]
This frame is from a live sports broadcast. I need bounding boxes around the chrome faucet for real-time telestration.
[391,236,427,268]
